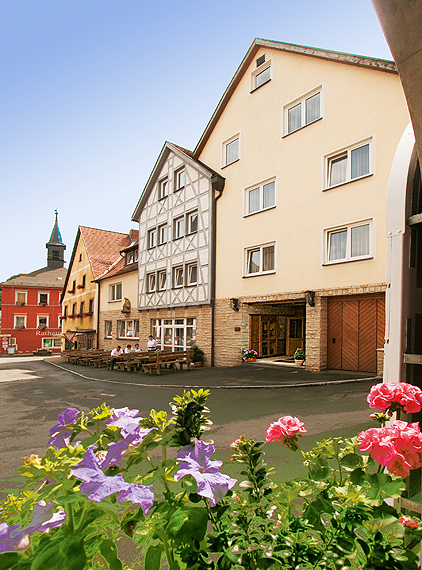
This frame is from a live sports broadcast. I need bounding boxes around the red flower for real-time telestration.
[266,416,306,450]
[367,382,422,414]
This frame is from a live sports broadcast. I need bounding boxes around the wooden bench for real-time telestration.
[141,350,193,375]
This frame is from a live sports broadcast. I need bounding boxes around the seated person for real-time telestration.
[134,343,141,352]
[124,344,132,353]
[110,345,124,369]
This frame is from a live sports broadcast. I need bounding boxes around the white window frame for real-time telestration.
[158,224,168,245]
[148,228,157,249]
[37,315,49,329]
[174,168,185,191]
[14,315,27,329]
[42,337,62,349]
[221,133,240,168]
[105,320,112,338]
[147,272,156,293]
[15,291,27,306]
[151,317,196,352]
[117,320,139,339]
[158,177,168,200]
[187,263,198,286]
[173,216,185,239]
[322,218,375,265]
[173,266,184,288]
[109,282,122,302]
[38,291,49,305]
[158,269,167,291]
[323,136,374,190]
[244,177,277,216]
[282,84,324,137]
[244,242,276,277]
[187,210,198,234]
[250,58,272,92]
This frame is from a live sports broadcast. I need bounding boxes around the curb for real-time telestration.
[45,359,379,390]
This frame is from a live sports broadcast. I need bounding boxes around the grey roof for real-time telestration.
[1,267,67,288]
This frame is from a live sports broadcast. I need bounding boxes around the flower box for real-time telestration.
[67,290,75,294]
[76,284,85,289]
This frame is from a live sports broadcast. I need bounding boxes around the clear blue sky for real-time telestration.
[0,0,394,282]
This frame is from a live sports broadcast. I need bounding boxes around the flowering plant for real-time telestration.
[1,384,422,569]
[241,348,258,360]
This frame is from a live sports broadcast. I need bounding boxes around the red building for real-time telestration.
[0,213,66,354]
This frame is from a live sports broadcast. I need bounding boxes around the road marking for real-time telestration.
[0,369,40,383]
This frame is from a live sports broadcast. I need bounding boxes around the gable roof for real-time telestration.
[1,267,67,288]
[193,38,398,157]
[60,226,135,302]
[131,141,218,222]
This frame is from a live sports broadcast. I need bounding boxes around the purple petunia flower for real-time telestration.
[49,407,80,448]
[174,440,237,507]
[101,424,153,469]
[107,407,141,436]
[0,501,66,553]
[71,447,154,514]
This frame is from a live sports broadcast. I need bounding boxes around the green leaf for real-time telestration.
[167,506,208,542]
[365,473,405,499]
[145,544,163,570]
[0,552,20,570]
[257,559,284,569]
[99,538,123,570]
[340,453,362,469]
[30,534,87,570]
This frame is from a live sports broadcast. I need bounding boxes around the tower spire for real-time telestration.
[46,210,66,268]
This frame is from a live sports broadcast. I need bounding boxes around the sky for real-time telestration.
[0,0,393,282]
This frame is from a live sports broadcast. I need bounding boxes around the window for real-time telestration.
[109,283,122,301]
[251,58,271,91]
[158,270,167,290]
[222,134,240,167]
[147,272,156,293]
[245,243,275,276]
[158,224,167,245]
[325,139,372,189]
[64,305,68,318]
[158,177,168,200]
[72,280,76,292]
[42,338,61,349]
[187,210,198,233]
[79,253,82,262]
[126,250,138,265]
[117,320,139,338]
[37,316,48,329]
[174,216,185,239]
[88,298,94,313]
[105,321,112,338]
[175,168,185,191]
[283,86,322,136]
[14,315,26,329]
[148,228,157,249]
[152,317,196,352]
[82,274,86,288]
[173,266,184,288]
[245,179,276,215]
[15,292,27,305]
[72,303,77,315]
[38,293,49,305]
[187,263,197,285]
[80,301,85,315]
[324,220,372,264]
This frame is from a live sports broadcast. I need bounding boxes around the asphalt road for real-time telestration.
[0,355,378,489]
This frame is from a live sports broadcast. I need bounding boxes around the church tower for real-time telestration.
[46,210,66,269]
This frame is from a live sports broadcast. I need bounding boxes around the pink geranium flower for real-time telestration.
[400,516,419,529]
[367,382,422,414]
[266,416,306,450]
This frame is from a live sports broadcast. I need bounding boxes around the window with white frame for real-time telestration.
[158,177,168,200]
[152,317,196,352]
[251,58,271,91]
[109,282,122,301]
[15,291,27,306]
[284,87,322,135]
[37,315,48,329]
[174,168,185,191]
[147,272,156,293]
[325,139,372,189]
[158,269,167,290]
[105,320,112,338]
[173,266,184,288]
[117,320,139,338]
[187,263,197,285]
[245,243,275,276]
[222,134,240,167]
[42,338,61,349]
[38,292,49,305]
[174,216,185,239]
[324,220,372,264]
[158,224,167,245]
[245,179,276,216]
[148,228,157,248]
[15,315,26,329]
[187,210,198,233]
[126,250,138,265]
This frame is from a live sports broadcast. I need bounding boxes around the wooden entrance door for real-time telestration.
[286,318,304,356]
[327,295,385,372]
[250,315,282,357]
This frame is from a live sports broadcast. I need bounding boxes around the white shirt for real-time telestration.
[110,348,124,356]
[147,338,157,351]
[124,348,132,353]
[134,347,141,352]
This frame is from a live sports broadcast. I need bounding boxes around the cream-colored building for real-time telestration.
[192,39,411,371]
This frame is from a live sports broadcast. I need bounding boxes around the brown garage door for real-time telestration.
[327,295,385,372]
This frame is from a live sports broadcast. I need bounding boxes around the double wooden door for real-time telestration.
[327,295,385,372]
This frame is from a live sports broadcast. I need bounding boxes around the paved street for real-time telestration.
[0,355,379,489]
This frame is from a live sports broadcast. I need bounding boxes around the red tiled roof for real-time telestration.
[80,227,132,280]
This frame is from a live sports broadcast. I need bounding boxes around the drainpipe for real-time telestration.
[96,282,100,349]
[210,174,225,367]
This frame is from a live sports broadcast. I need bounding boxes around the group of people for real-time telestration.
[109,335,158,368]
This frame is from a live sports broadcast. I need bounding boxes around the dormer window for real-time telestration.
[251,58,271,91]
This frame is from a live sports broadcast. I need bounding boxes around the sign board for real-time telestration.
[63,333,77,342]
[2,337,10,342]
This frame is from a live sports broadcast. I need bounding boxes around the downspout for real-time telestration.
[210,174,225,367]
[96,282,100,349]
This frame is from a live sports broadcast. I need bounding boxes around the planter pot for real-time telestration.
[295,360,305,366]
[193,361,203,367]
[245,358,256,362]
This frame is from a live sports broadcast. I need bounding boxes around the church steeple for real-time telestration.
[46,210,66,268]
